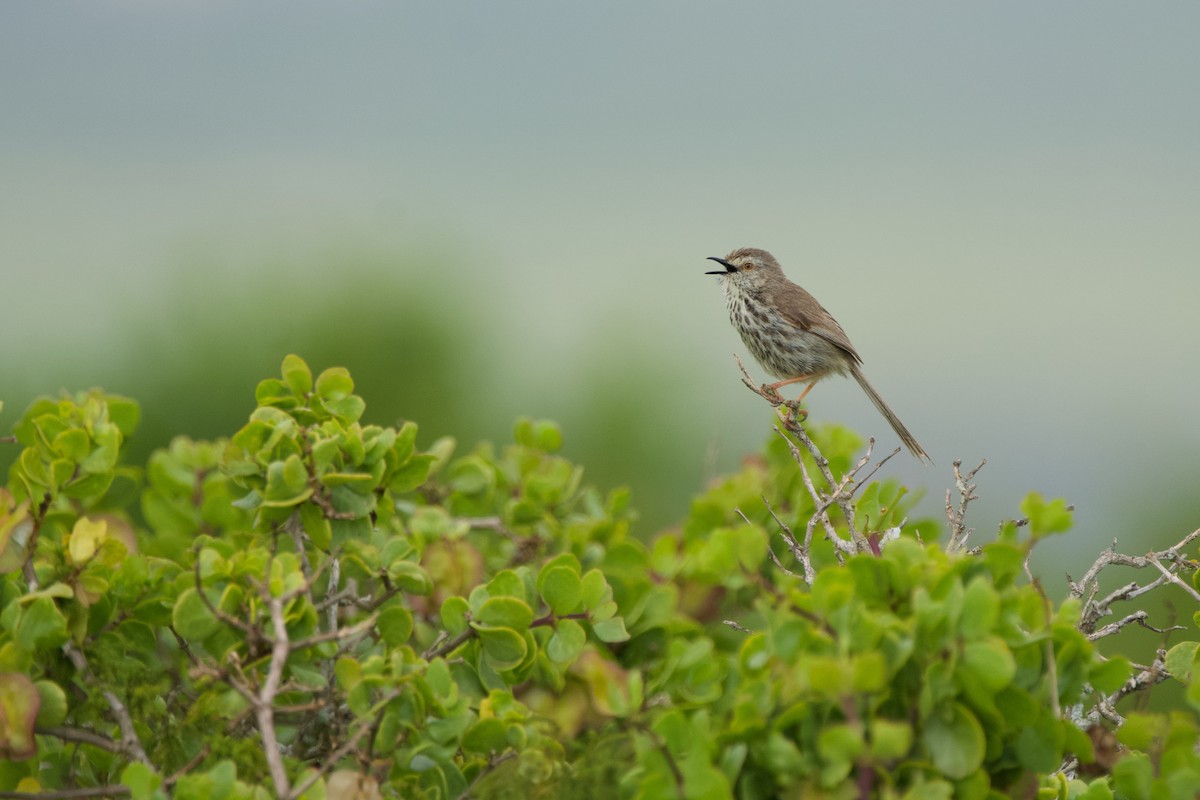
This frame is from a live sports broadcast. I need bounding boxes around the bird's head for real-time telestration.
[705,247,783,291]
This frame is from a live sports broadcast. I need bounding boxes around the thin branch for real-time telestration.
[628,720,685,798]
[1147,556,1200,604]
[424,628,475,661]
[1087,610,1183,642]
[737,504,810,585]
[1067,528,1200,637]
[164,744,212,788]
[290,614,379,651]
[34,725,124,754]
[257,593,293,797]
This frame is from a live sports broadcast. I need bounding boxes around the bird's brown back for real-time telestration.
[770,279,862,365]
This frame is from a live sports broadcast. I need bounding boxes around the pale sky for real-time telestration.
[3,3,1199,563]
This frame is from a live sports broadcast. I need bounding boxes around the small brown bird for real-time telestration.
[706,247,931,463]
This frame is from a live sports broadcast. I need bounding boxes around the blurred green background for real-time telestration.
[3,2,1199,611]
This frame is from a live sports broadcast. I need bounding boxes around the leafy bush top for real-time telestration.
[1,356,1198,800]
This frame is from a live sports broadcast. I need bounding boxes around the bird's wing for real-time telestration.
[772,282,863,364]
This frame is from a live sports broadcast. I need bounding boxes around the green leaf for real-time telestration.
[448,456,494,496]
[958,577,999,640]
[392,421,418,465]
[485,570,526,600]
[388,560,433,595]
[461,718,508,755]
[255,378,292,407]
[299,502,332,549]
[106,395,141,437]
[281,354,313,396]
[1019,492,1073,539]
[476,597,534,631]
[334,657,362,691]
[539,566,583,615]
[377,604,414,646]
[923,702,985,780]
[121,762,163,800]
[53,427,90,462]
[546,619,586,663]
[591,617,630,643]
[960,638,1016,692]
[580,569,610,610]
[1164,642,1198,684]
[817,723,864,786]
[441,596,470,635]
[1090,655,1131,694]
[14,597,69,651]
[472,624,528,671]
[389,454,436,493]
[262,454,313,507]
[315,367,354,401]
[67,516,108,564]
[33,679,68,728]
[869,719,912,760]
[532,420,563,452]
[324,395,366,423]
[1015,713,1065,772]
[172,588,221,640]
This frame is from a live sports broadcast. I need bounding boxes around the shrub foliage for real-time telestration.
[1,356,1198,799]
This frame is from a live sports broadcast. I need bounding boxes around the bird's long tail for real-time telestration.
[849,363,932,464]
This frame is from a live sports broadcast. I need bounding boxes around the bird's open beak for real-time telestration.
[706,257,736,275]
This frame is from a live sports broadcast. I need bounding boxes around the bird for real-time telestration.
[706,247,931,463]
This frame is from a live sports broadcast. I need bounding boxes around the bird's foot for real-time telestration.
[759,383,785,403]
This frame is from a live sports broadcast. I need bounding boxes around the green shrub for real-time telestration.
[1,356,1197,799]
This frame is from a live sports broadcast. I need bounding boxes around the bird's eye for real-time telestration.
[742,262,754,270]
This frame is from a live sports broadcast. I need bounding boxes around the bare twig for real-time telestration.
[1147,556,1200,604]
[1073,650,1171,728]
[34,725,124,754]
[258,593,293,797]
[723,619,752,633]
[423,628,475,661]
[1067,528,1200,637]
[164,744,212,788]
[945,459,986,554]
[737,504,811,585]
[1087,610,1183,642]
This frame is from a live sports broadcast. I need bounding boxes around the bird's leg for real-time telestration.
[765,374,817,393]
[793,380,818,403]
[763,376,817,419]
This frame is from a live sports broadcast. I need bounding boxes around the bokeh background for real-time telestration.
[4,3,1199,596]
